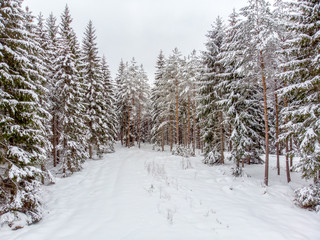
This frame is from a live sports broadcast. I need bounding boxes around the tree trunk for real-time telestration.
[229,124,232,152]
[192,84,196,154]
[290,137,293,170]
[161,120,164,152]
[284,82,291,183]
[52,114,57,167]
[127,99,130,148]
[260,51,269,186]
[169,116,173,152]
[89,121,93,159]
[219,110,224,164]
[138,102,141,148]
[175,78,179,146]
[275,78,280,175]
[187,95,191,148]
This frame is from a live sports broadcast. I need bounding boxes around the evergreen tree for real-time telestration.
[237,0,275,185]
[115,60,127,145]
[218,9,265,175]
[200,16,226,164]
[54,5,88,176]
[281,0,320,182]
[151,50,166,150]
[81,20,108,158]
[46,13,60,168]
[100,55,118,154]
[0,0,49,226]
[163,48,183,151]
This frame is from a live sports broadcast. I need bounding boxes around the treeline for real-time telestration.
[149,0,319,211]
[1,0,319,229]
[0,1,119,227]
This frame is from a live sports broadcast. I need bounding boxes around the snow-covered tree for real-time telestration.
[99,55,118,153]
[45,13,60,168]
[0,0,49,227]
[235,0,276,185]
[281,0,320,182]
[54,5,88,176]
[199,16,226,165]
[151,50,169,151]
[217,9,265,175]
[81,20,111,158]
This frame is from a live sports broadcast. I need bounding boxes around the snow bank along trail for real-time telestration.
[1,144,319,240]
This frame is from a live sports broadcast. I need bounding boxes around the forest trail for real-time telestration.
[1,143,320,240]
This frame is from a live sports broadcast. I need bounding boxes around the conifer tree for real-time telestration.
[54,5,88,175]
[200,17,226,164]
[81,20,108,158]
[218,9,265,175]
[100,55,117,153]
[151,51,166,150]
[115,60,127,145]
[0,0,49,226]
[46,13,60,168]
[237,0,275,185]
[281,0,320,182]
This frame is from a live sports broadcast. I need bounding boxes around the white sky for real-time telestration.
[23,0,252,82]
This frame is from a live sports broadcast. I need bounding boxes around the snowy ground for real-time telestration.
[1,143,319,240]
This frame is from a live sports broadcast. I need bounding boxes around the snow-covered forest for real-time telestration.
[0,0,319,237]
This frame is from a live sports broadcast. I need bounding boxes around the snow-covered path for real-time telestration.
[1,144,319,240]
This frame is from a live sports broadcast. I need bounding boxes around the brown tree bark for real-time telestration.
[169,116,173,152]
[175,78,179,146]
[284,81,291,182]
[52,114,57,167]
[192,84,196,154]
[260,51,270,186]
[127,98,130,148]
[161,120,164,152]
[187,95,191,148]
[275,78,280,175]
[138,101,141,148]
[219,110,224,164]
[89,121,93,159]
[290,137,293,170]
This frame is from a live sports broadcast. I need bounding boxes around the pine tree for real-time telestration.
[100,55,117,154]
[81,20,108,158]
[237,0,276,185]
[54,5,88,176]
[281,0,320,182]
[218,9,265,175]
[136,64,150,148]
[151,50,166,151]
[164,48,183,151]
[0,0,49,227]
[200,16,226,164]
[46,13,60,168]
[115,60,127,145]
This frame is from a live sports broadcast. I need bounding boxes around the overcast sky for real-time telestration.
[23,0,251,82]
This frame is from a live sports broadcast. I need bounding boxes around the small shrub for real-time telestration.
[294,183,320,212]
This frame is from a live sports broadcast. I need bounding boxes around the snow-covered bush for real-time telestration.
[203,150,222,165]
[294,183,320,212]
[172,146,194,158]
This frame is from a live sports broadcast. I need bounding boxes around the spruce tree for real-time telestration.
[281,0,320,182]
[151,50,166,150]
[100,55,118,154]
[0,0,48,227]
[218,9,265,175]
[54,5,88,176]
[81,20,108,158]
[200,17,226,164]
